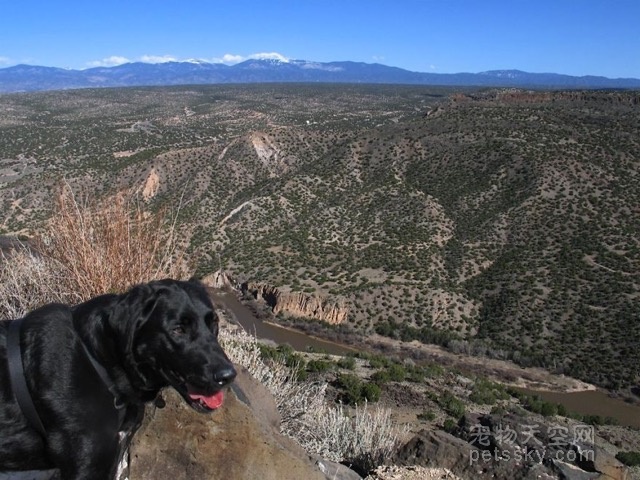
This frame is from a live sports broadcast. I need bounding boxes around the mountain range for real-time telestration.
[1,58,640,93]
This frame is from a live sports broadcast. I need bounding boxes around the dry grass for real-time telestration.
[219,325,408,472]
[0,248,73,319]
[0,184,189,319]
[36,184,189,300]
[303,402,410,472]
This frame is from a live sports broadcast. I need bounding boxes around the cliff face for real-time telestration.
[243,282,349,325]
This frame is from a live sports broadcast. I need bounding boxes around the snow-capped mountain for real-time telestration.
[1,60,639,93]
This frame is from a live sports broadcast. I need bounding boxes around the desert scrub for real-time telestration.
[219,326,406,473]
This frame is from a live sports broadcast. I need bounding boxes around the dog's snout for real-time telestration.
[214,365,237,386]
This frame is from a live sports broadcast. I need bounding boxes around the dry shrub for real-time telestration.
[36,184,189,300]
[0,184,189,318]
[0,248,75,319]
[219,325,408,473]
[302,401,409,473]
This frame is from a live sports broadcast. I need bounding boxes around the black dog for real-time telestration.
[0,279,236,480]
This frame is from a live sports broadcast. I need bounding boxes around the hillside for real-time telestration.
[0,85,638,389]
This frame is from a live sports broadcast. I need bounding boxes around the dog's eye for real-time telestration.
[172,325,186,336]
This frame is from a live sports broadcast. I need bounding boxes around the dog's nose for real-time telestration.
[214,366,237,386]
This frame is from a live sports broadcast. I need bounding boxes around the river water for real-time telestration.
[212,290,354,355]
[518,388,640,429]
[212,289,640,429]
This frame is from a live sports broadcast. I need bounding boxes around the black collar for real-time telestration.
[78,337,127,414]
[7,317,47,438]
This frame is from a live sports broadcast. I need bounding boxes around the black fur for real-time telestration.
[0,279,236,479]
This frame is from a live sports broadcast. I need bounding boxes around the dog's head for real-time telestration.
[121,279,236,412]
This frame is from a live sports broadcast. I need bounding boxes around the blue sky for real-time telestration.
[1,0,638,78]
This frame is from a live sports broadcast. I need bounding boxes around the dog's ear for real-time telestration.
[111,283,161,354]
[110,283,167,386]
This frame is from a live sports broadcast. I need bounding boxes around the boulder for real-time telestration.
[394,429,477,474]
[129,367,326,480]
[572,444,629,480]
[393,429,555,480]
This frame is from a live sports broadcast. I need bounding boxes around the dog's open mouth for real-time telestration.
[183,384,225,412]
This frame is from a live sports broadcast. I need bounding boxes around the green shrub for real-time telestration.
[337,373,364,405]
[469,379,509,405]
[259,344,307,380]
[443,418,457,433]
[387,364,407,382]
[371,370,391,385]
[337,356,357,370]
[418,410,436,421]
[336,373,381,404]
[368,354,390,369]
[361,382,382,402]
[615,451,640,467]
[439,392,466,418]
[307,359,334,373]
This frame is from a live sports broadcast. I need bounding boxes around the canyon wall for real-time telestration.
[243,282,349,325]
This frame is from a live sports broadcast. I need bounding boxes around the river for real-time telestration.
[212,289,640,429]
[211,290,354,355]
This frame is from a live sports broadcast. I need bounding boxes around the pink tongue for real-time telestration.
[189,390,224,409]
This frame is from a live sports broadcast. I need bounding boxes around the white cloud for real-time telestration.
[250,52,289,62]
[87,56,131,67]
[85,51,290,68]
[212,53,245,64]
[139,54,178,64]
[212,52,289,65]
[372,55,385,62]
[0,56,12,65]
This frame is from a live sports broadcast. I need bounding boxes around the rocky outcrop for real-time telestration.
[395,412,630,480]
[243,282,350,324]
[129,367,336,480]
[202,269,238,290]
[141,167,160,201]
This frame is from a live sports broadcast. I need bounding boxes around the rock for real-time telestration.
[572,444,629,480]
[394,429,481,475]
[315,457,363,480]
[365,465,461,479]
[400,413,631,480]
[141,167,160,201]
[393,428,556,480]
[129,367,326,480]
[243,282,349,324]
[202,269,237,290]
[552,460,600,480]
